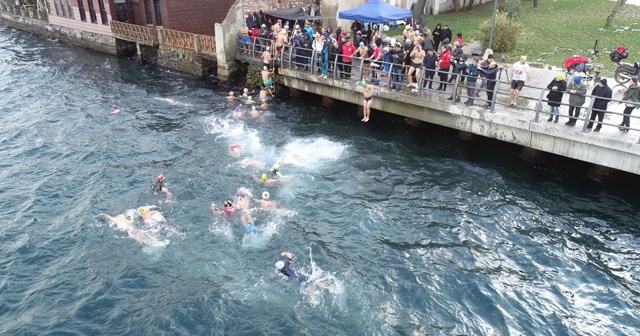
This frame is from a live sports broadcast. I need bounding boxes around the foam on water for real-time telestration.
[277,138,347,169]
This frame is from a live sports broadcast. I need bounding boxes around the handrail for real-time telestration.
[110,21,158,45]
[235,36,640,144]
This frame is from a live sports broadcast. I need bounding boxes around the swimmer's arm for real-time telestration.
[210,202,222,215]
[281,252,293,259]
[100,212,116,221]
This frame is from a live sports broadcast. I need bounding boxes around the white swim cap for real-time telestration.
[275,261,284,269]
[262,191,270,200]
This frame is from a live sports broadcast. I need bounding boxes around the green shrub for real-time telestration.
[479,11,521,53]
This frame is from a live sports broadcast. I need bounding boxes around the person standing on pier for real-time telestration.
[546,73,566,122]
[509,56,531,107]
[586,78,612,132]
[620,77,639,132]
[341,39,356,79]
[565,75,587,126]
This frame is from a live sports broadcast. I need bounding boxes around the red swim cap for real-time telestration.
[156,174,164,181]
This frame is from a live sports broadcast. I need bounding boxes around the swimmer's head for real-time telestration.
[244,88,248,92]
[223,200,233,207]
[252,106,256,110]
[238,191,246,197]
[275,261,285,270]
[360,79,366,87]
[229,91,234,96]
[112,104,118,109]
[271,163,280,172]
[156,173,165,182]
[140,207,148,215]
[261,173,268,181]
[247,96,253,101]
[262,191,270,200]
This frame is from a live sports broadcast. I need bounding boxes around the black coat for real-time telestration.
[441,28,452,44]
[591,84,613,111]
[546,79,566,107]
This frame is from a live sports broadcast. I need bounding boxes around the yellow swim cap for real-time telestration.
[140,207,148,214]
[261,173,268,181]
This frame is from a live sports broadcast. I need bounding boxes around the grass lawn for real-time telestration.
[418,0,640,75]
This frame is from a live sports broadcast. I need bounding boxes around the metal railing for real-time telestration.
[110,20,158,46]
[236,36,640,144]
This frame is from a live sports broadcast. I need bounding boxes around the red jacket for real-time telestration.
[439,50,452,68]
[342,43,356,62]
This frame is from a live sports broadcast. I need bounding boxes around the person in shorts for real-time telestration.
[509,56,530,107]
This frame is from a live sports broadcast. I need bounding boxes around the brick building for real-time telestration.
[110,0,235,36]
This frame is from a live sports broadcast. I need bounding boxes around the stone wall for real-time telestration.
[0,12,116,54]
[157,45,216,77]
[242,0,314,17]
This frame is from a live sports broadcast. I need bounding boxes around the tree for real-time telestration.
[412,0,428,25]
[466,0,476,11]
[453,0,461,12]
[605,0,627,29]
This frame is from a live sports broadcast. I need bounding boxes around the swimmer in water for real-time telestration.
[229,140,243,157]
[276,252,329,298]
[227,91,236,101]
[270,163,283,178]
[139,206,166,226]
[151,173,173,201]
[100,212,159,246]
[261,191,276,210]
[242,88,250,98]
[232,106,244,119]
[112,104,120,114]
[252,173,290,187]
[249,105,261,118]
[260,99,269,109]
[235,190,255,230]
[237,157,266,169]
[211,199,235,216]
[246,95,255,105]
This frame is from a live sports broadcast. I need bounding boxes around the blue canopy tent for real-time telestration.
[338,0,413,24]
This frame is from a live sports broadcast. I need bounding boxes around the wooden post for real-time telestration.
[194,34,201,53]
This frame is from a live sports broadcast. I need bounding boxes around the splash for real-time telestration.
[278,138,347,169]
[155,97,193,106]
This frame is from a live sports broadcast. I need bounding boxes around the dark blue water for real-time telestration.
[1,25,639,335]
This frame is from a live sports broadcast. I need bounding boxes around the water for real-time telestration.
[1,26,639,335]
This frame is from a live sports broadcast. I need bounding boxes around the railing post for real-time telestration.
[386,64,393,91]
[452,73,460,103]
[157,27,163,45]
[193,34,201,53]
[534,88,545,123]
[310,50,316,75]
[581,96,596,132]
[287,45,293,70]
[417,66,425,96]
[359,57,364,81]
[490,79,500,113]
[333,54,339,80]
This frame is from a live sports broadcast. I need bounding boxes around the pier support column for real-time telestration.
[587,164,619,181]
[289,87,304,98]
[322,96,336,108]
[519,147,546,165]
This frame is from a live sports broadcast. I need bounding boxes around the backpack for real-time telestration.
[610,47,629,63]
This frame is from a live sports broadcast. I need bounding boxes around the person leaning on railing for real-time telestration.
[586,79,613,132]
[478,61,498,109]
[620,76,640,132]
